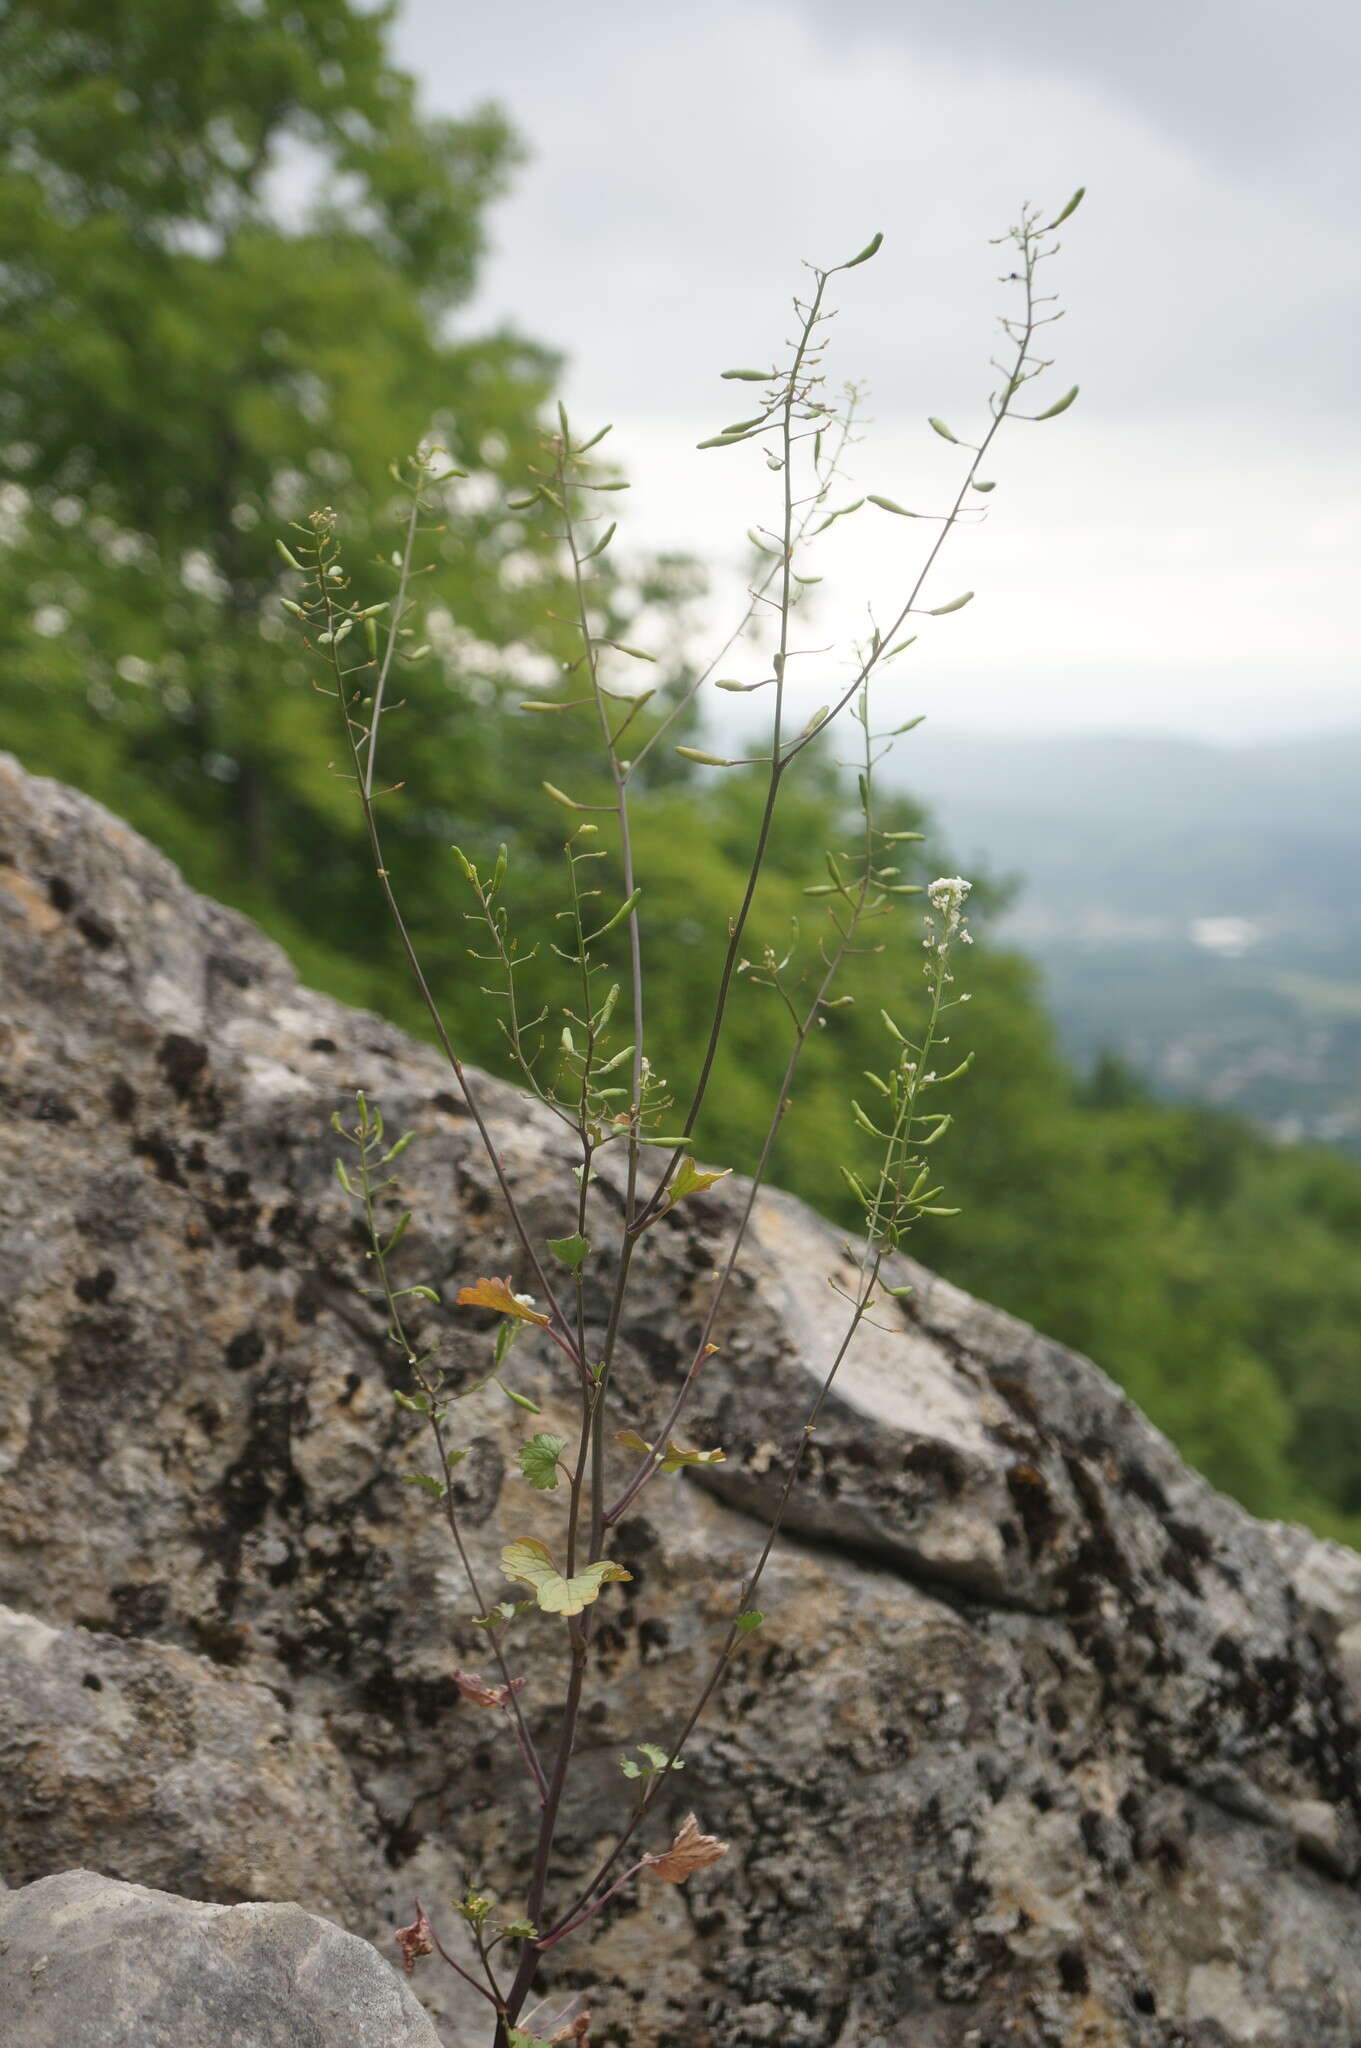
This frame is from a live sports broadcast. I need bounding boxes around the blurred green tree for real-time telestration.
[0,0,698,968]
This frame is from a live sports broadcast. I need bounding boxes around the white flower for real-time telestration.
[927,876,972,942]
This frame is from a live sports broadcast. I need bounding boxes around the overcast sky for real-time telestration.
[392,0,1358,740]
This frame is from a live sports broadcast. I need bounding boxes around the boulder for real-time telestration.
[2,750,1361,2046]
[0,1869,447,2047]
[0,1605,382,1922]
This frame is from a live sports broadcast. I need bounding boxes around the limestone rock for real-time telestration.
[3,750,1361,2046]
[0,1869,448,2047]
[0,1605,383,1921]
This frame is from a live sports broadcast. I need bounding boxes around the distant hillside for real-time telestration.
[891,730,1361,1147]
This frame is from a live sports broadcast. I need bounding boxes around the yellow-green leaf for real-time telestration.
[614,1430,726,1473]
[501,1537,632,1616]
[667,1157,732,1206]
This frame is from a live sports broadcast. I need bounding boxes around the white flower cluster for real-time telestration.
[925,875,973,952]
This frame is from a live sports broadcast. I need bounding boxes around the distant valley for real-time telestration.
[890,729,1361,1150]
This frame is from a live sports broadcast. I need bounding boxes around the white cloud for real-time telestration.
[394,0,1360,737]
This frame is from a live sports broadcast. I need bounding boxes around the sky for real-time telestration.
[390,0,1358,741]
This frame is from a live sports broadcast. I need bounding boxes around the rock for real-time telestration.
[0,1605,383,1920]
[2,750,1361,2045]
[0,1869,448,2046]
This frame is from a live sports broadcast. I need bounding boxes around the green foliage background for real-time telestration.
[4,0,1360,1541]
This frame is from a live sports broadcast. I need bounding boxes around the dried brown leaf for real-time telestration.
[642,1811,730,1884]
[452,1667,526,1709]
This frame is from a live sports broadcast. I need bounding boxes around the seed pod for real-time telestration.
[842,229,884,269]
[1033,385,1079,421]
[1047,186,1086,229]
[928,418,960,444]
[867,494,920,518]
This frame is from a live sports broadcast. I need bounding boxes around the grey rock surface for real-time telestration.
[0,1869,447,2047]
[3,750,1361,2046]
[0,1605,383,1922]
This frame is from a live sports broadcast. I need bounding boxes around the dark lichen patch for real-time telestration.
[73,1267,117,1304]
[1162,1541,1202,1596]
[1005,1461,1062,1559]
[189,1615,249,1666]
[207,949,254,991]
[25,1090,76,1124]
[157,1032,209,1100]
[108,1076,137,1121]
[45,874,75,913]
[989,1373,1043,1429]
[1056,1948,1089,1995]
[108,1580,170,1639]
[225,1329,266,1372]
[75,910,116,950]
[902,1438,969,1496]
[131,1131,184,1185]
[1121,1459,1172,1518]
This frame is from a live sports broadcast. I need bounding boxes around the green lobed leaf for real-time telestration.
[546,1232,591,1269]
[402,1472,446,1498]
[518,1432,569,1489]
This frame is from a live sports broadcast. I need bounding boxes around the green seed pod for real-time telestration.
[1048,185,1086,229]
[928,418,960,444]
[1034,384,1079,420]
[720,367,774,381]
[842,229,884,269]
[867,494,920,517]
[928,591,974,616]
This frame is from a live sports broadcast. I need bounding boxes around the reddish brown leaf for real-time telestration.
[453,1667,526,1710]
[394,1905,434,1973]
[642,1811,730,1883]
